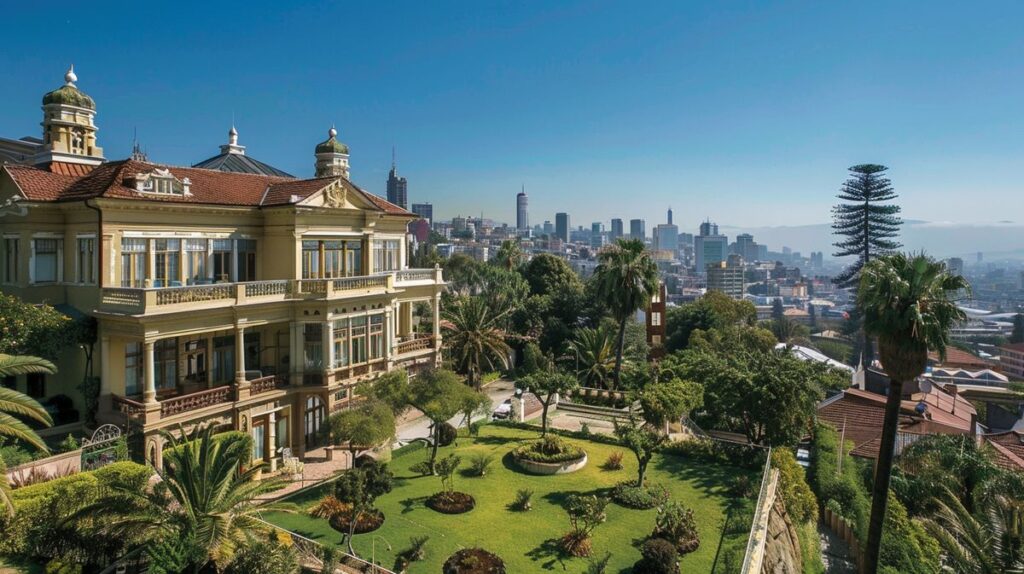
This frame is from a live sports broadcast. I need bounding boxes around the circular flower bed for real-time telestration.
[327,508,385,534]
[512,435,588,475]
[427,491,476,514]
[442,548,506,574]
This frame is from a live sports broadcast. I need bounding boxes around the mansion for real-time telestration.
[0,67,444,469]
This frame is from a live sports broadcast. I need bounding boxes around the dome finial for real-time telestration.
[65,64,77,86]
[328,125,337,138]
[228,125,238,145]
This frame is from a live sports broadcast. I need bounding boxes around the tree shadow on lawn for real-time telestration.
[399,495,432,514]
[525,537,572,571]
[651,454,753,497]
[539,487,613,508]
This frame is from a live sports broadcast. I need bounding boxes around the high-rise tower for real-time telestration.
[516,186,528,231]
[386,149,408,209]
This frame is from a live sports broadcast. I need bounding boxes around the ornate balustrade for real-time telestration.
[160,385,233,417]
[99,269,439,314]
[249,375,284,395]
[112,394,145,419]
[395,335,435,355]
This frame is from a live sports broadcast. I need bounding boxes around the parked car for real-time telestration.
[492,399,512,420]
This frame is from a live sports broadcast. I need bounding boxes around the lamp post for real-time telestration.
[371,535,392,573]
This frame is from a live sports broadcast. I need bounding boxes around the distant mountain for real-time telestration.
[719,221,1024,261]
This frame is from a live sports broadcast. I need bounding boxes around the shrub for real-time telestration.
[602,451,624,471]
[652,500,700,555]
[225,537,300,574]
[409,460,433,476]
[632,538,679,574]
[0,461,151,563]
[579,422,591,436]
[586,552,612,574]
[729,474,754,498]
[771,449,817,523]
[44,561,82,574]
[561,495,609,557]
[661,437,766,469]
[809,423,870,538]
[437,422,458,447]
[57,434,80,453]
[513,435,586,464]
[468,453,494,477]
[511,488,533,511]
[442,548,506,574]
[612,481,670,510]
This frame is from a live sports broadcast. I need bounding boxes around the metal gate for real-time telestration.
[80,424,123,471]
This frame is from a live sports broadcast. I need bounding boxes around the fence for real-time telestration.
[252,517,398,574]
[822,506,865,574]
[739,447,779,574]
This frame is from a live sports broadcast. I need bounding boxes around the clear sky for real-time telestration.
[2,1,1022,249]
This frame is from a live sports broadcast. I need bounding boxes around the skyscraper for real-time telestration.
[610,218,624,242]
[695,219,728,272]
[411,203,433,223]
[386,150,408,209]
[735,233,758,262]
[555,212,570,242]
[516,186,528,231]
[667,207,673,226]
[707,255,746,299]
[654,224,679,254]
[591,222,606,249]
[630,219,646,240]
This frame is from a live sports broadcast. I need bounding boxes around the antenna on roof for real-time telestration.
[130,127,148,162]
[392,146,396,170]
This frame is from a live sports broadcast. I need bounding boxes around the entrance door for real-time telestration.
[304,395,326,450]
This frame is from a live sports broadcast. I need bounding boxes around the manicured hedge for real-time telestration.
[0,461,152,559]
[808,423,870,538]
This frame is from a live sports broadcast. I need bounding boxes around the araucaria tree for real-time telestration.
[831,164,902,288]
[858,253,968,574]
[594,239,660,387]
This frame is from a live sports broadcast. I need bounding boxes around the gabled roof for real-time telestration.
[192,151,294,178]
[984,431,1024,472]
[928,347,992,369]
[3,159,413,215]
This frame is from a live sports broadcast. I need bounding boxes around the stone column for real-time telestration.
[432,294,442,348]
[143,340,156,403]
[322,320,333,386]
[205,333,215,388]
[235,325,250,399]
[267,411,278,472]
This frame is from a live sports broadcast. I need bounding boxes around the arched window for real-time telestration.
[304,395,326,449]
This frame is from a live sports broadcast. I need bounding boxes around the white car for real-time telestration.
[492,399,513,420]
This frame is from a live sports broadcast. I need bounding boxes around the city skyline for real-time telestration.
[1,2,1022,234]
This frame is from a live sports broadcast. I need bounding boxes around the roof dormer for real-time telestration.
[125,168,192,197]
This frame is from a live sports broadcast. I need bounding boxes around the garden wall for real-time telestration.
[762,496,802,574]
[4,448,82,483]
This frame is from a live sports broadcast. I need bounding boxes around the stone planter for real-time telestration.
[514,452,588,475]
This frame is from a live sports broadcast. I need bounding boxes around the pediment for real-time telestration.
[297,178,380,212]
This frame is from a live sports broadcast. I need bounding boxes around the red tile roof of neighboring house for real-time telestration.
[983,431,1024,472]
[928,347,992,369]
[3,159,414,216]
[817,386,975,459]
[1001,343,1024,353]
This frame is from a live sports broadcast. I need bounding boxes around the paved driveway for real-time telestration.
[394,378,516,445]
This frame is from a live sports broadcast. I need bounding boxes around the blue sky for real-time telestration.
[1,1,1022,250]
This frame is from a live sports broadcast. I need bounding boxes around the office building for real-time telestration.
[591,222,606,249]
[735,233,758,262]
[0,68,445,468]
[695,219,728,272]
[555,212,570,243]
[610,218,624,242]
[411,202,433,223]
[385,154,408,210]
[543,221,554,236]
[630,219,646,240]
[947,257,964,276]
[516,187,528,231]
[654,223,679,254]
[667,207,673,226]
[707,254,746,299]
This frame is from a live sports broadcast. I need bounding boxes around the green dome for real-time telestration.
[42,84,95,110]
[315,127,349,154]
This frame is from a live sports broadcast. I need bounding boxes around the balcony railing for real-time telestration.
[249,375,285,395]
[99,269,440,314]
[112,394,145,419]
[395,334,436,355]
[160,385,233,417]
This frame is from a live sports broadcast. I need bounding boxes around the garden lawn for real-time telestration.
[263,425,755,573]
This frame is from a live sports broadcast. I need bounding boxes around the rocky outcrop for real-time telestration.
[762,495,802,574]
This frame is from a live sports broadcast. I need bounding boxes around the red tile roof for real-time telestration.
[47,162,96,177]
[928,347,992,369]
[1001,343,1024,353]
[3,159,414,216]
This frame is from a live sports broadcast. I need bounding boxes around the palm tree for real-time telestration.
[0,354,55,515]
[594,239,659,387]
[443,296,512,388]
[920,487,1024,574]
[73,423,294,572]
[858,253,969,574]
[568,326,617,389]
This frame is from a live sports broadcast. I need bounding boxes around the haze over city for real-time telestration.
[1,0,1023,253]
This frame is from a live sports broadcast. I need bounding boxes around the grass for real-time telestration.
[797,519,826,574]
[264,425,755,573]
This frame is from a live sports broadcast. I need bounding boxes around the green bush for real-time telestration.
[809,423,870,538]
[661,437,767,469]
[771,449,817,523]
[632,538,679,574]
[0,461,151,563]
[512,435,586,464]
[436,422,458,447]
[878,492,941,574]
[651,500,700,555]
[56,434,80,453]
[611,481,670,510]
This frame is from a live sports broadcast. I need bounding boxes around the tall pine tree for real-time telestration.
[831,164,902,287]
[832,164,902,364]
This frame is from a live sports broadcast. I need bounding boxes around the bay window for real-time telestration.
[373,239,400,272]
[237,239,257,281]
[212,240,232,282]
[154,338,178,392]
[332,319,349,368]
[351,316,368,364]
[185,239,208,284]
[153,239,180,287]
[121,238,147,287]
[369,315,385,359]
[302,239,363,279]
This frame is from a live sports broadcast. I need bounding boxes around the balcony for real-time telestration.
[111,374,288,424]
[395,334,436,356]
[99,268,443,315]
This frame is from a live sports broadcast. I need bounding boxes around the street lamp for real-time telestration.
[371,534,392,573]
